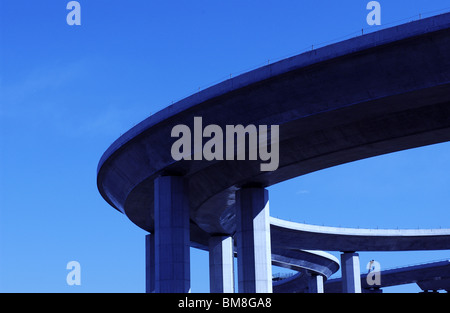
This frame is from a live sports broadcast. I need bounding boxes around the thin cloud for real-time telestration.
[0,59,88,118]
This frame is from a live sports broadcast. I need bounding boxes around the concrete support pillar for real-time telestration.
[154,176,190,293]
[340,252,361,293]
[145,233,155,293]
[308,273,324,293]
[209,235,235,293]
[235,187,272,293]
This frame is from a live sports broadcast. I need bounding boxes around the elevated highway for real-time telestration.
[97,13,450,292]
[324,259,450,293]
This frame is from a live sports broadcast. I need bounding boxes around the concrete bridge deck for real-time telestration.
[324,259,450,293]
[97,12,450,292]
[270,217,450,252]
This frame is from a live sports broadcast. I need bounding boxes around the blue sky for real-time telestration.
[0,1,449,293]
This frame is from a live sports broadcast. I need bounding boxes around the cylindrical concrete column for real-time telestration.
[145,234,155,293]
[154,175,190,293]
[308,273,324,293]
[235,187,272,293]
[341,252,361,293]
[209,235,235,293]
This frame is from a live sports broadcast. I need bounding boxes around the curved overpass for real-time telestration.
[270,217,450,251]
[97,13,450,292]
[270,218,450,292]
[272,249,339,293]
[324,259,450,293]
[271,248,339,277]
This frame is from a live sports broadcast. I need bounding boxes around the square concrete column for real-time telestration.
[308,273,324,293]
[154,176,190,293]
[341,252,362,293]
[145,234,155,293]
[209,235,235,293]
[235,187,272,293]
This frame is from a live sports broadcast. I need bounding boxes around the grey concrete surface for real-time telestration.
[209,235,234,293]
[341,252,362,293]
[236,187,272,293]
[153,176,190,293]
[145,234,155,293]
